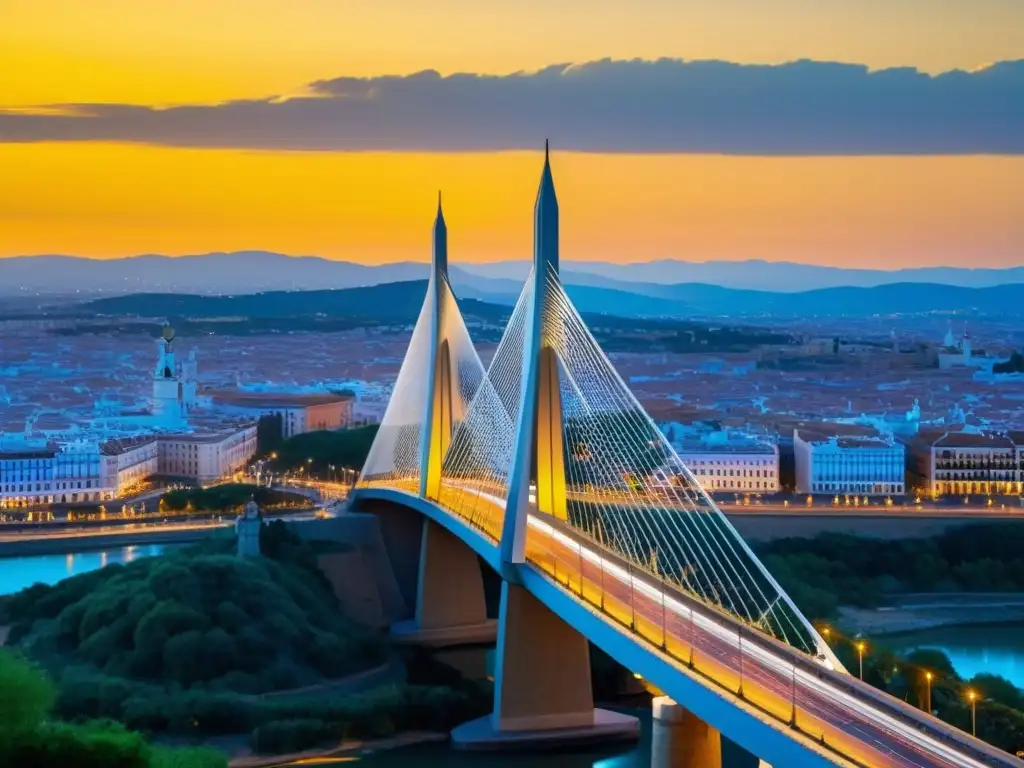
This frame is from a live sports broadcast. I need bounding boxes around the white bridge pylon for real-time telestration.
[359,147,834,662]
[359,192,485,498]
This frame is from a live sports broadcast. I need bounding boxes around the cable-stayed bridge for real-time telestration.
[351,147,1020,768]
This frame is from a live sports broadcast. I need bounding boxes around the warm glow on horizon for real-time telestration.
[3,1,1022,269]
[1,143,1021,268]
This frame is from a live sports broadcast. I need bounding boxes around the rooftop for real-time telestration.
[673,438,776,455]
[795,427,895,449]
[917,429,1019,450]
[209,391,352,408]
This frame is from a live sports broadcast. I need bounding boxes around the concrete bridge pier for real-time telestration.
[452,581,639,750]
[390,518,496,646]
[651,697,762,768]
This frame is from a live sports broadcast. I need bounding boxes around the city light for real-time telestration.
[967,689,978,737]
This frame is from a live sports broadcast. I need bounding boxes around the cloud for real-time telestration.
[2,58,1022,154]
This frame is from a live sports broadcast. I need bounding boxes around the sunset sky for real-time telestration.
[2,0,1022,267]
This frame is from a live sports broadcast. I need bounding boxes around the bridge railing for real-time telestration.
[524,514,1018,768]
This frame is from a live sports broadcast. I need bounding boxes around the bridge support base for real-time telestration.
[452,582,639,750]
[390,519,496,647]
[651,697,762,768]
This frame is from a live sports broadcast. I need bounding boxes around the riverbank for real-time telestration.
[227,731,448,767]
[0,521,231,556]
[729,510,1024,542]
[839,593,1024,634]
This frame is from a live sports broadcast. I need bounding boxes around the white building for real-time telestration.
[910,430,1023,497]
[101,437,159,497]
[157,425,257,483]
[794,428,906,497]
[937,324,1006,372]
[663,423,780,493]
[0,436,121,507]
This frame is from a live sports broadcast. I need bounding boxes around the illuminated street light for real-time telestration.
[857,641,866,680]
[967,689,978,736]
[925,671,933,713]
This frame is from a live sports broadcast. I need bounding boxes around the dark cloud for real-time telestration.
[2,58,1022,154]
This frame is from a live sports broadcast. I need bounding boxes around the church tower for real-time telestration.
[152,324,183,421]
[180,348,198,414]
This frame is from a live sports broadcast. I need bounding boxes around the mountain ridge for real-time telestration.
[67,279,1024,321]
[2,251,1023,298]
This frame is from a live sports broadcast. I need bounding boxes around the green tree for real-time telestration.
[0,649,54,734]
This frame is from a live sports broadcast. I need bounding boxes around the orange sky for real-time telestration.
[2,0,1023,267]
[3,144,1020,267]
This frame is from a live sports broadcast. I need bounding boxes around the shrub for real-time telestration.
[0,648,55,733]
[0,719,150,768]
[251,719,339,754]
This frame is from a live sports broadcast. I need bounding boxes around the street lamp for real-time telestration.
[925,671,933,713]
[857,641,866,680]
[967,689,977,736]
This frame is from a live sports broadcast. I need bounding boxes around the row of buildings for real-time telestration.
[1,326,354,509]
[0,428,257,506]
[662,421,1024,499]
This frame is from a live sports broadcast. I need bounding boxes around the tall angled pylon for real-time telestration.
[359,194,484,493]
[502,141,569,565]
[420,192,452,500]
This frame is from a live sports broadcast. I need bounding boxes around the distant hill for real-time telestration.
[80,280,509,325]
[74,279,1024,323]
[562,282,1024,319]
[466,259,1024,293]
[2,251,1023,298]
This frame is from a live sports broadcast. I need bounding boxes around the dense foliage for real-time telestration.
[0,649,225,768]
[0,523,492,755]
[5,523,383,692]
[2,524,385,731]
[159,483,309,513]
[267,426,379,474]
[757,524,1024,620]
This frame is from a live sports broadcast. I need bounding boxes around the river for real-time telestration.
[882,623,1024,689]
[0,544,169,595]
[359,718,651,768]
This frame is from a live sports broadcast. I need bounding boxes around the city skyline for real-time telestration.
[2,1,1022,268]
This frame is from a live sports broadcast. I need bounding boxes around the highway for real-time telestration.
[385,479,1020,768]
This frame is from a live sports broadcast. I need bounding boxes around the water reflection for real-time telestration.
[884,624,1024,689]
[0,544,167,595]
[356,717,649,768]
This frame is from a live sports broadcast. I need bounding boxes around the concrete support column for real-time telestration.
[652,696,722,768]
[415,518,487,630]
[452,581,638,749]
[390,519,495,646]
[492,581,594,731]
[651,697,761,768]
